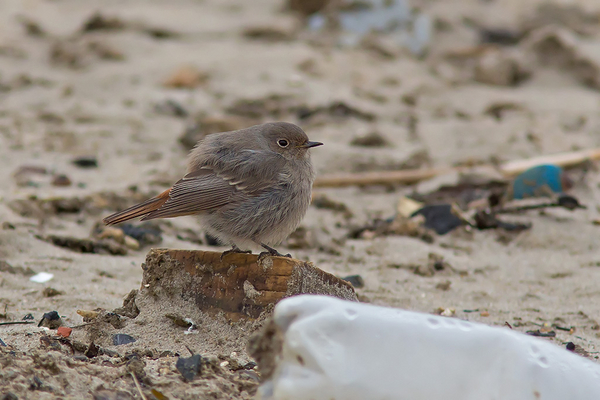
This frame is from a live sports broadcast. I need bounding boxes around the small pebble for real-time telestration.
[72,156,98,168]
[51,174,72,187]
[480,311,490,317]
[123,235,140,250]
[42,287,63,297]
[112,333,136,345]
[176,354,202,381]
[22,313,34,320]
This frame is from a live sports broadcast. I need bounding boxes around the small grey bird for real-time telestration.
[103,122,322,258]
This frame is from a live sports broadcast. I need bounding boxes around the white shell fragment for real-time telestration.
[29,272,54,283]
[257,295,600,400]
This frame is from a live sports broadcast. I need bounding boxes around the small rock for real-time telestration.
[123,236,140,250]
[341,274,364,289]
[435,280,451,291]
[51,174,72,187]
[72,156,98,168]
[176,354,202,381]
[480,311,490,317]
[56,326,72,338]
[165,313,193,328]
[2,392,19,400]
[38,311,62,329]
[120,223,162,246]
[42,287,63,297]
[163,65,209,88]
[22,313,34,320]
[81,12,126,32]
[97,226,125,242]
[112,333,136,346]
[243,26,293,42]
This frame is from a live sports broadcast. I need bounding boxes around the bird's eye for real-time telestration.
[277,139,289,148]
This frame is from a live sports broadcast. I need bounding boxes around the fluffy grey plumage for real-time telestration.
[103,122,322,256]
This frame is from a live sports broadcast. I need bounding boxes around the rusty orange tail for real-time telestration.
[103,189,170,225]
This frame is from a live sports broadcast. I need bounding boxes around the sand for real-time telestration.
[1,0,600,398]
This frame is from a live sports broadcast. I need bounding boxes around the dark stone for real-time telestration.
[412,204,463,235]
[566,342,576,351]
[120,223,162,246]
[72,156,98,168]
[85,342,100,358]
[2,393,18,400]
[22,313,34,320]
[38,311,62,329]
[112,334,136,346]
[176,354,202,381]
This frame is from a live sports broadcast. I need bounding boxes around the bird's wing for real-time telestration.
[140,151,285,221]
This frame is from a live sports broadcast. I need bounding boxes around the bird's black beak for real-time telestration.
[300,141,323,148]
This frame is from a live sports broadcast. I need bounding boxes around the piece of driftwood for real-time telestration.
[313,148,600,188]
[140,249,357,319]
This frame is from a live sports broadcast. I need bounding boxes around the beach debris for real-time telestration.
[72,156,98,169]
[41,234,128,255]
[56,327,72,338]
[314,148,600,188]
[85,342,100,358]
[30,272,54,283]
[22,313,34,320]
[252,295,600,399]
[42,287,63,297]
[38,311,62,329]
[411,204,463,235]
[350,131,390,148]
[120,223,162,247]
[51,174,72,187]
[77,309,100,321]
[176,354,202,382]
[0,338,6,347]
[163,65,209,89]
[243,25,295,42]
[508,164,571,199]
[526,329,556,338]
[112,334,136,346]
[140,249,356,320]
[341,275,364,289]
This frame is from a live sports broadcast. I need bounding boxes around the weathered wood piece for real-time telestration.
[313,147,600,187]
[140,249,357,319]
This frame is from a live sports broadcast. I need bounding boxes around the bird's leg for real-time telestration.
[258,243,292,261]
[220,244,252,260]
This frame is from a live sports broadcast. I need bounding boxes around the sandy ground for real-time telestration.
[2,0,600,398]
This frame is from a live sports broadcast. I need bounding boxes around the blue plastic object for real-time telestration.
[510,164,567,199]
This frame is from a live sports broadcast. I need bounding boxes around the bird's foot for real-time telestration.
[220,245,252,261]
[258,244,292,262]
